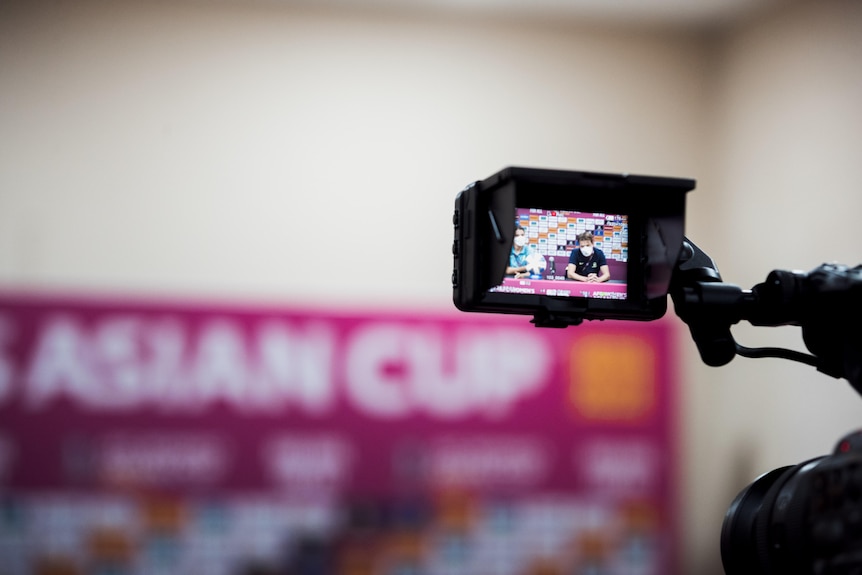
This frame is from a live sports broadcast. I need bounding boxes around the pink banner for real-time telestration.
[494,278,627,299]
[0,293,679,575]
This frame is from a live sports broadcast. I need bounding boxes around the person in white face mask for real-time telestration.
[566,231,610,283]
[506,226,534,278]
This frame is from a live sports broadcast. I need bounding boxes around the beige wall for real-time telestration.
[1,0,860,573]
[0,0,707,308]
[683,1,862,572]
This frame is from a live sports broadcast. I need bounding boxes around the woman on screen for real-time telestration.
[506,226,534,279]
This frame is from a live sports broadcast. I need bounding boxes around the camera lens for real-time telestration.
[720,453,862,575]
[721,465,795,575]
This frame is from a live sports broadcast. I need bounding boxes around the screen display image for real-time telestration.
[490,208,629,300]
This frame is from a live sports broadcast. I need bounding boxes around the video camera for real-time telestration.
[452,166,862,575]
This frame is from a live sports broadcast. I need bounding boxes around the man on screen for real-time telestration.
[566,231,610,283]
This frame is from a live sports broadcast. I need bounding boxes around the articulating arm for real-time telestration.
[669,238,862,394]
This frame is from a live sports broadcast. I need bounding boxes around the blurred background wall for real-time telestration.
[1,0,860,573]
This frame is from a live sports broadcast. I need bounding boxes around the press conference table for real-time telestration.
[494,278,627,299]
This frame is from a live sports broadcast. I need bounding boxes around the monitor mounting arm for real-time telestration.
[669,238,862,395]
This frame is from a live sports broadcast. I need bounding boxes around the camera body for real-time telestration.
[452,167,695,326]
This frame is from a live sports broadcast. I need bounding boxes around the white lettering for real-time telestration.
[429,435,548,487]
[142,317,190,407]
[25,316,92,408]
[19,313,546,419]
[344,323,550,419]
[579,439,659,492]
[455,328,548,418]
[254,321,335,414]
[406,327,472,418]
[190,320,249,405]
[89,316,143,409]
[344,323,411,417]
[99,433,228,485]
[21,314,338,414]
[264,435,352,486]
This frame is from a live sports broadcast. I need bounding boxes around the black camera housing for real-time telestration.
[452,166,695,326]
[721,430,862,575]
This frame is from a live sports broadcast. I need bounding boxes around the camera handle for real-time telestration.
[669,238,862,395]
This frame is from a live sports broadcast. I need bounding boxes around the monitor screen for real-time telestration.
[489,208,629,300]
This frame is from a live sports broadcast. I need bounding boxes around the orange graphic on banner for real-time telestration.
[567,333,656,422]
